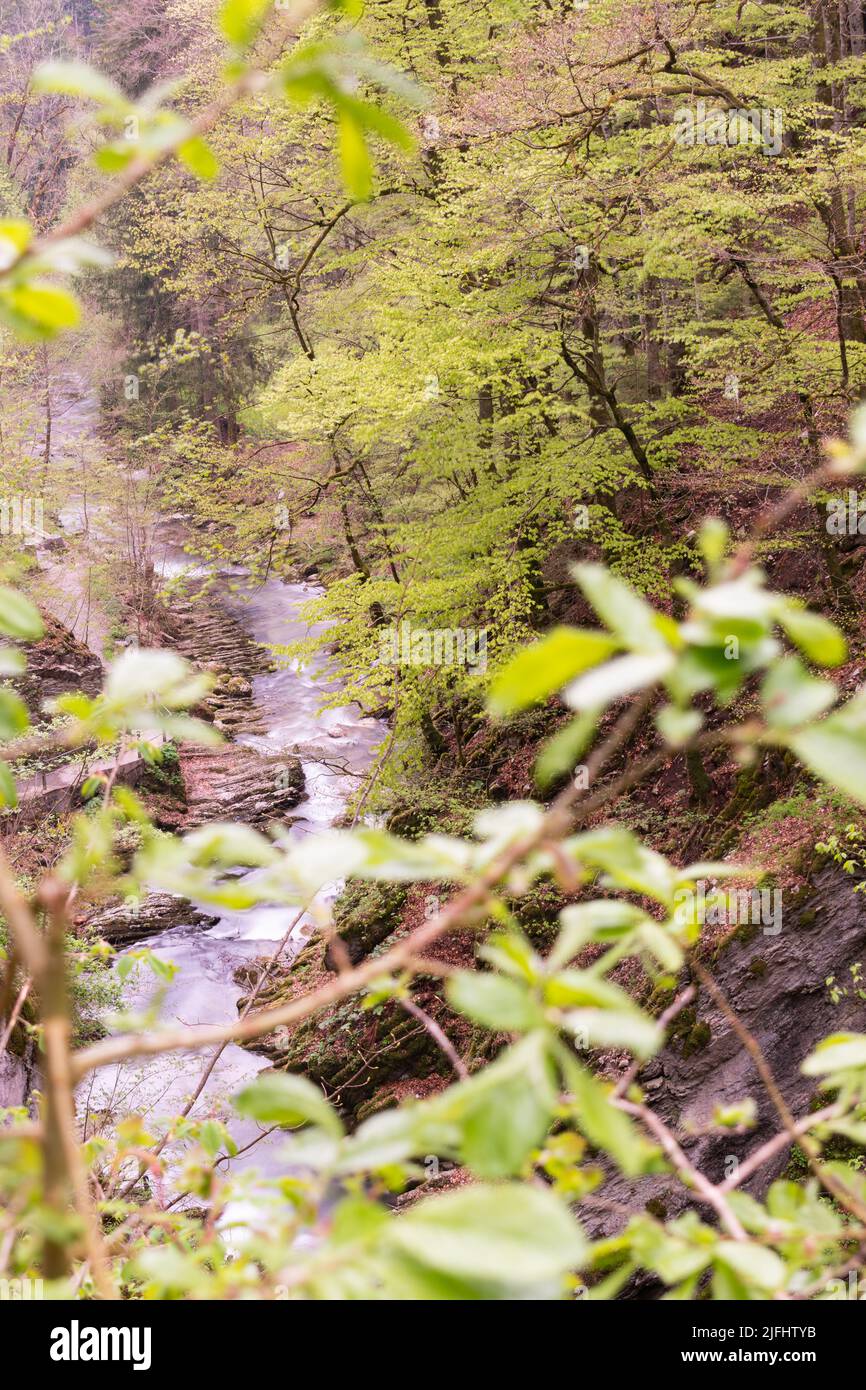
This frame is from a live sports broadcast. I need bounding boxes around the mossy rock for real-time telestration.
[508,881,567,951]
[668,1004,712,1057]
[265,992,446,1120]
[734,920,760,946]
[324,880,408,970]
[140,742,185,797]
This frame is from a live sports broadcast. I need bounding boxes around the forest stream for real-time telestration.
[77,553,387,1202]
[35,376,386,1197]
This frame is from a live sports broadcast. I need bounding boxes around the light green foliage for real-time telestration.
[2,422,865,1294]
[6,0,866,1306]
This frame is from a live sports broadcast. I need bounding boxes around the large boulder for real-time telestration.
[179,745,304,829]
[79,893,220,945]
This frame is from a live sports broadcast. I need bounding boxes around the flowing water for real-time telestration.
[32,374,385,1192]
[79,561,386,1186]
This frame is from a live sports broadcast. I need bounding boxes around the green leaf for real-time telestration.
[802,1032,866,1076]
[761,657,836,729]
[33,60,126,106]
[0,762,17,809]
[158,715,223,747]
[330,1194,389,1245]
[692,574,776,629]
[627,1211,715,1284]
[93,144,137,174]
[446,970,542,1032]
[561,1007,663,1058]
[655,705,703,747]
[563,651,674,711]
[177,137,220,180]
[197,1119,233,1159]
[386,1183,587,1287]
[105,647,209,708]
[437,1034,556,1177]
[545,969,642,1011]
[566,1058,660,1176]
[488,627,616,716]
[0,587,43,641]
[183,822,280,867]
[218,0,272,49]
[0,282,81,340]
[549,901,649,970]
[0,220,31,271]
[0,689,28,740]
[714,1241,785,1293]
[0,648,25,676]
[637,919,683,971]
[477,931,541,983]
[233,1071,344,1137]
[573,563,674,652]
[334,1107,437,1174]
[29,236,114,276]
[344,95,414,150]
[778,605,847,668]
[568,825,677,905]
[338,111,373,200]
[790,723,866,807]
[534,708,599,790]
[696,518,729,575]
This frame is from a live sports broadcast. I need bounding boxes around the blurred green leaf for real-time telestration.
[488,627,615,716]
[234,1071,345,1136]
[0,587,43,641]
[387,1183,587,1287]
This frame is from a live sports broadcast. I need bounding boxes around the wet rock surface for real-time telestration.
[12,612,102,721]
[235,883,491,1122]
[72,589,305,944]
[163,586,272,738]
[178,744,304,829]
[0,1048,36,1111]
[78,893,221,945]
[585,865,866,1238]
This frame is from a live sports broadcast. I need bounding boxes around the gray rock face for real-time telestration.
[179,745,304,829]
[166,588,273,738]
[12,612,102,717]
[0,1048,36,1112]
[587,865,866,1238]
[80,893,220,945]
